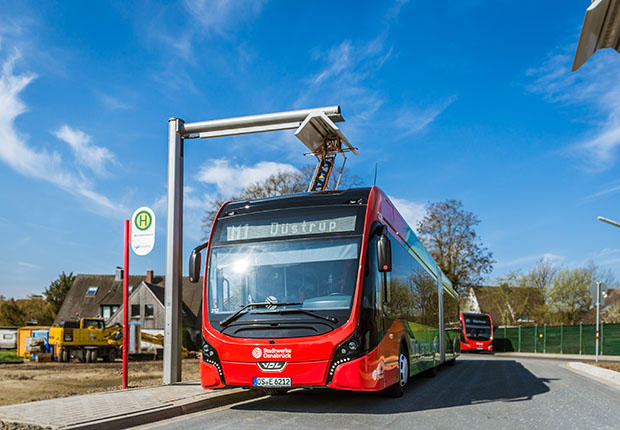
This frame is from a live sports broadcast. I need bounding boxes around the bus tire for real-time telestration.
[262,389,289,395]
[91,349,98,362]
[85,349,92,363]
[57,349,63,363]
[61,348,69,363]
[385,346,408,398]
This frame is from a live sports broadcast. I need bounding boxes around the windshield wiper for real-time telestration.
[219,302,302,328]
[254,308,338,324]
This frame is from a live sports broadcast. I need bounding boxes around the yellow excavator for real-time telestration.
[49,318,193,362]
[49,318,121,362]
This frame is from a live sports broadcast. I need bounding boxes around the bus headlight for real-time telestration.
[202,335,225,383]
[327,334,364,384]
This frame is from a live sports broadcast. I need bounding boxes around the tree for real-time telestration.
[44,272,76,315]
[521,258,557,293]
[202,165,361,237]
[604,302,620,324]
[0,299,26,326]
[547,267,593,325]
[416,199,494,294]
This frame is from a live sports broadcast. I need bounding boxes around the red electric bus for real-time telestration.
[460,312,493,352]
[189,186,460,396]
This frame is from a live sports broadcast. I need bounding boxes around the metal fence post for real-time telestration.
[543,324,547,353]
[601,321,604,356]
[518,326,521,352]
[534,324,538,353]
[579,322,583,355]
[560,323,563,354]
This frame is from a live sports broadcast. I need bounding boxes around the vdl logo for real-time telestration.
[134,210,152,231]
[252,347,262,359]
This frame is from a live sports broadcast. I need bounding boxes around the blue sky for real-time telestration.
[1,1,620,298]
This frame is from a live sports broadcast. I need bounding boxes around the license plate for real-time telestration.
[253,377,291,387]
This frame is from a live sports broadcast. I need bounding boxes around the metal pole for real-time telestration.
[164,118,184,384]
[596,281,601,362]
[534,324,537,353]
[601,321,605,355]
[518,326,521,352]
[122,220,130,389]
[579,322,583,355]
[560,323,563,354]
[543,324,547,354]
[182,106,343,136]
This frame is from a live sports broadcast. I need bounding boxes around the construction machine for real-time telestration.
[49,318,121,363]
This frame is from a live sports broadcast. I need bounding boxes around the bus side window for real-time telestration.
[363,236,381,311]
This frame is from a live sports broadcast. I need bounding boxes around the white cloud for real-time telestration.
[195,159,299,196]
[495,253,564,269]
[527,48,620,170]
[0,48,124,216]
[99,94,131,110]
[54,124,116,176]
[388,196,426,229]
[394,95,458,137]
[183,0,266,37]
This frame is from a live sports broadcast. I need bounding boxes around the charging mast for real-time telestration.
[164,106,356,384]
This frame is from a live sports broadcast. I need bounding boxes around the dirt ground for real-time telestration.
[588,361,620,373]
[0,359,200,406]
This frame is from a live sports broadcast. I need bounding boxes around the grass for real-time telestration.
[588,361,620,373]
[0,349,22,362]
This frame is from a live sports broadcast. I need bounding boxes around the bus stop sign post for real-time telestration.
[122,220,130,389]
[164,106,347,385]
[122,208,156,388]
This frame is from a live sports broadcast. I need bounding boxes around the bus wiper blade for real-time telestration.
[219,302,302,328]
[256,308,338,324]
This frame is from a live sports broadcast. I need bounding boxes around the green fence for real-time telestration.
[493,323,620,355]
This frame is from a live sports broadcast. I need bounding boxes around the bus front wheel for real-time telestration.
[385,347,408,398]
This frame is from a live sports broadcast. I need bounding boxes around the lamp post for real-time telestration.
[595,215,618,361]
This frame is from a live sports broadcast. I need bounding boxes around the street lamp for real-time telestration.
[598,215,620,228]
[594,215,618,362]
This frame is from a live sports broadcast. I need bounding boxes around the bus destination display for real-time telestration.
[223,214,356,242]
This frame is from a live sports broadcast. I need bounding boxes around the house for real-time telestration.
[55,271,203,345]
[54,273,149,324]
[581,288,620,324]
[107,277,202,346]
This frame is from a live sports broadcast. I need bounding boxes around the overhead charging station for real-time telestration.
[164,106,356,384]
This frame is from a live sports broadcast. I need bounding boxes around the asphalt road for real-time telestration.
[141,355,620,430]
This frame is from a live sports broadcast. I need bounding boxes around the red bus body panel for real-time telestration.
[200,187,442,391]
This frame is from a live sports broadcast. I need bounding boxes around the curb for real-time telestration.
[0,388,266,430]
[494,352,620,363]
[566,362,620,390]
[68,388,265,430]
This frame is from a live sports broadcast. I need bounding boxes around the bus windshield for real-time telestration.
[207,237,360,324]
[463,314,492,341]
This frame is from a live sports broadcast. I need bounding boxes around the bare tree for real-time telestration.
[416,199,494,294]
[201,164,362,237]
[547,267,593,325]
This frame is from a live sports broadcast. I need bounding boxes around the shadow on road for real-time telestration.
[232,357,556,414]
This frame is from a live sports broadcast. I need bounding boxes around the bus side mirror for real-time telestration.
[189,242,209,283]
[377,233,392,272]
